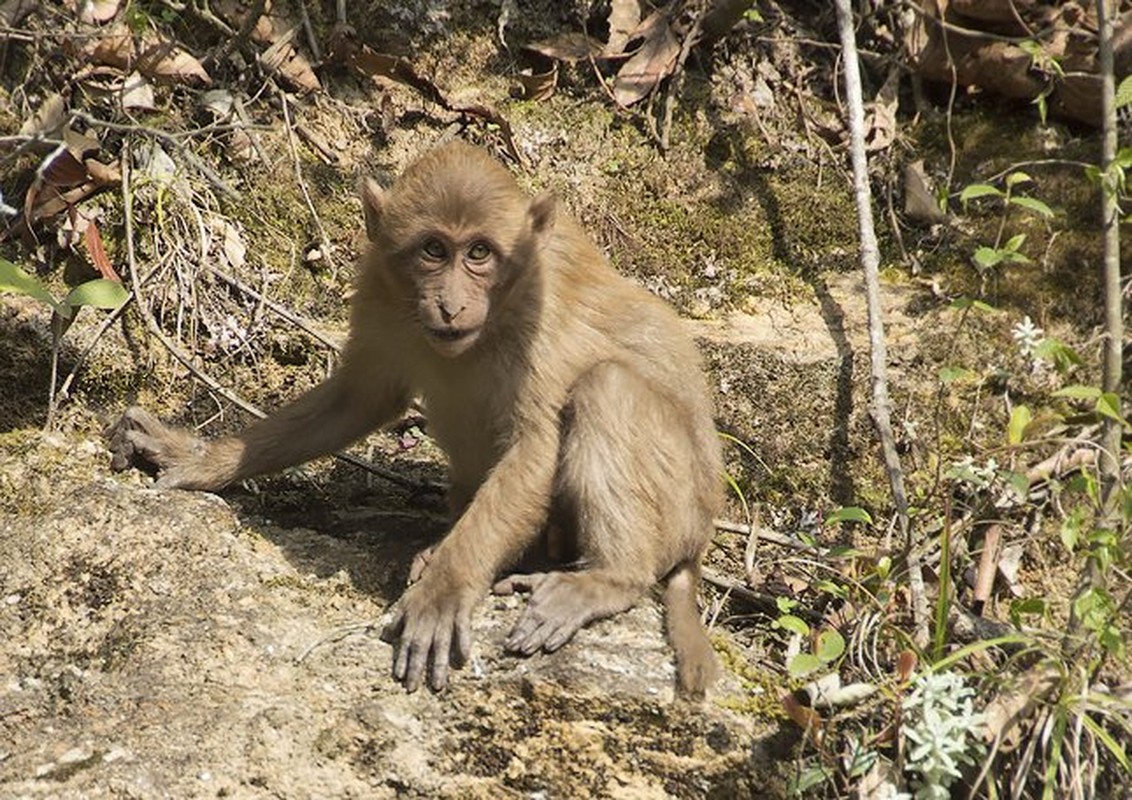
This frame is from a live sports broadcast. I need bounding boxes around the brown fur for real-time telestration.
[108,142,723,697]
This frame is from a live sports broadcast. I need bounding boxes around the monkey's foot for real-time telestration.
[407,546,435,584]
[498,571,638,656]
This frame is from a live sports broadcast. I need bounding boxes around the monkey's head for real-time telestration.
[360,143,556,358]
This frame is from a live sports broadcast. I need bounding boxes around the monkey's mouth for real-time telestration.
[426,326,479,342]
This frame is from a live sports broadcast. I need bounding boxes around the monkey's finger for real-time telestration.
[541,621,580,653]
[491,572,547,596]
[379,610,405,644]
[505,616,553,655]
[408,546,435,584]
[402,622,437,693]
[453,616,473,665]
[429,625,453,691]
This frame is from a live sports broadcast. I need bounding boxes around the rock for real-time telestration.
[0,473,782,797]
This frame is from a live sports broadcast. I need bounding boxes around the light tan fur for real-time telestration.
[108,142,723,697]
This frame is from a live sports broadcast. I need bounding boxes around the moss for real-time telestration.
[713,637,789,719]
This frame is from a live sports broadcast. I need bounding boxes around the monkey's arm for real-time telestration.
[381,420,560,692]
[109,368,411,491]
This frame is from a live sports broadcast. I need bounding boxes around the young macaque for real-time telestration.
[108,142,723,697]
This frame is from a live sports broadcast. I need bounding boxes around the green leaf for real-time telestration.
[1005,171,1033,187]
[1084,164,1102,184]
[1059,508,1085,552]
[1116,75,1132,110]
[939,365,978,384]
[1003,469,1031,500]
[787,653,823,678]
[815,629,846,663]
[1114,147,1132,170]
[1053,385,1103,400]
[825,506,872,525]
[1096,392,1127,426]
[959,183,1002,205]
[790,765,832,794]
[1082,712,1132,770]
[1009,598,1047,626]
[1034,337,1082,372]
[1009,195,1054,218]
[1008,405,1032,445]
[775,614,810,637]
[973,247,1005,269]
[64,278,129,311]
[0,258,61,312]
[1004,233,1027,252]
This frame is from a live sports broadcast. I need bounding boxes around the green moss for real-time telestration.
[713,637,789,719]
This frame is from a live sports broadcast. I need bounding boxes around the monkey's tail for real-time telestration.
[663,561,719,700]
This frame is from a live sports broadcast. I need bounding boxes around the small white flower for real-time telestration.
[1012,315,1044,357]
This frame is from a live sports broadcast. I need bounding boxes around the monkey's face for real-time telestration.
[406,233,503,357]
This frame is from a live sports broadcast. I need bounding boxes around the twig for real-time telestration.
[834,0,928,647]
[75,111,240,199]
[295,1,321,63]
[278,87,336,271]
[120,141,426,492]
[208,0,266,66]
[208,263,342,352]
[701,568,823,624]
[659,2,707,151]
[713,518,818,553]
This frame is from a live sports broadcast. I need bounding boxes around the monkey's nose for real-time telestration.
[438,302,465,323]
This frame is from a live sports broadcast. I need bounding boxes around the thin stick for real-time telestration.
[834,0,927,646]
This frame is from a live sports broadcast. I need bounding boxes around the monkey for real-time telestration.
[108,141,724,698]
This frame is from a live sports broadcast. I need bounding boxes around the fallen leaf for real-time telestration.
[80,25,135,70]
[136,31,212,86]
[782,693,824,747]
[605,0,642,56]
[524,32,603,63]
[119,71,155,111]
[981,666,1059,751]
[260,33,321,93]
[514,65,557,101]
[0,0,35,26]
[78,0,122,24]
[83,218,120,281]
[864,65,899,152]
[902,159,947,225]
[19,92,68,137]
[612,9,680,107]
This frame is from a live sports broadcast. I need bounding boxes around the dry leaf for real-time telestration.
[136,32,212,86]
[514,65,557,101]
[0,0,35,26]
[18,93,68,137]
[865,66,900,152]
[78,0,122,24]
[260,34,321,93]
[120,71,155,111]
[612,9,680,107]
[781,693,824,747]
[524,32,603,63]
[83,218,120,281]
[896,649,917,681]
[81,25,135,70]
[605,0,642,56]
[982,666,1059,751]
[902,159,947,225]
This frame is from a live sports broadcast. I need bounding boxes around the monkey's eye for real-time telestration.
[421,239,447,260]
[466,241,492,262]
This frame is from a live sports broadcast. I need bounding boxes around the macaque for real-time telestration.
[108,142,724,698]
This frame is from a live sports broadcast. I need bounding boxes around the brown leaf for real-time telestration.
[79,0,122,24]
[120,71,156,111]
[19,92,68,137]
[81,26,135,70]
[260,35,321,93]
[612,9,680,107]
[514,65,558,101]
[523,32,603,63]
[982,666,1059,751]
[781,693,824,747]
[136,32,212,86]
[896,649,917,682]
[348,45,522,165]
[83,219,120,281]
[0,0,35,26]
[605,0,642,56]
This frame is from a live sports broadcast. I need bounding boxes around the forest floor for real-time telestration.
[0,1,1129,797]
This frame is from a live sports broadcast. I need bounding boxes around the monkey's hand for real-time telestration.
[105,406,214,490]
[380,570,479,692]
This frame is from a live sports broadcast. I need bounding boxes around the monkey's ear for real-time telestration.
[527,191,557,240]
[359,177,385,242]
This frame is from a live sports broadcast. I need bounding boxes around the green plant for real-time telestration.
[958,171,1054,283]
[0,257,129,425]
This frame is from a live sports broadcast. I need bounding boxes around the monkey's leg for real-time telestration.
[501,361,717,696]
[108,369,410,490]
[502,361,674,654]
